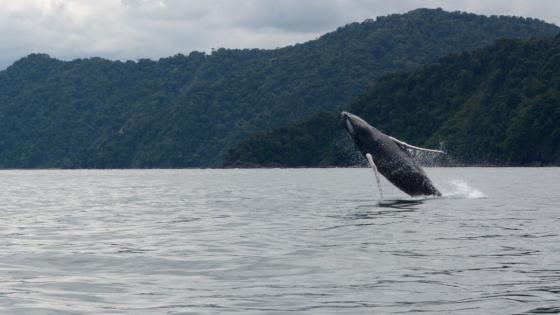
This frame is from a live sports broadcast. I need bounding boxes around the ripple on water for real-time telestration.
[0,168,558,314]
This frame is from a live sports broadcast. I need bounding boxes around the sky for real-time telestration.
[1,0,559,69]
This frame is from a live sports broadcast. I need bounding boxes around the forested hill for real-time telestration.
[224,35,560,167]
[0,9,558,168]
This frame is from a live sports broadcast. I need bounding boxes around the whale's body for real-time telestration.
[341,111,441,197]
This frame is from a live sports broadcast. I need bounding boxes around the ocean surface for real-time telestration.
[0,168,558,314]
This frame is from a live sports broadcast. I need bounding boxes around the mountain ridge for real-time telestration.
[224,36,560,167]
[0,8,558,168]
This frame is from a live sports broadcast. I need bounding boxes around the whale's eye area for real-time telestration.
[345,119,355,135]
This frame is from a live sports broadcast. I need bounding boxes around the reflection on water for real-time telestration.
[377,198,424,210]
[0,168,558,314]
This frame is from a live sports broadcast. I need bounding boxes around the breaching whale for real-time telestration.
[341,111,443,197]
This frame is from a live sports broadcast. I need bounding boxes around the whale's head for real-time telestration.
[341,111,384,155]
[341,111,367,136]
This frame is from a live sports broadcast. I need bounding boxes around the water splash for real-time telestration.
[442,180,486,199]
[365,153,384,200]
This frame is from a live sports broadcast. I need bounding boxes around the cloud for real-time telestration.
[0,0,558,69]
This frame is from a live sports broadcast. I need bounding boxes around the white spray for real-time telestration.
[442,180,486,199]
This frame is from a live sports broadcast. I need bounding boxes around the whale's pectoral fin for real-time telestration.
[365,153,384,200]
[388,136,446,155]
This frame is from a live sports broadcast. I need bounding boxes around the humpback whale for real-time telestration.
[341,111,443,197]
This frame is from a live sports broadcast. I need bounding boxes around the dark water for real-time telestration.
[0,168,558,314]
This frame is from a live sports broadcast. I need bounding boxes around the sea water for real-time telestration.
[0,168,558,314]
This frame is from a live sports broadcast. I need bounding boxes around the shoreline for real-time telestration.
[0,165,558,171]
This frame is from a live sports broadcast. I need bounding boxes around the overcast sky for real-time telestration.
[1,0,559,69]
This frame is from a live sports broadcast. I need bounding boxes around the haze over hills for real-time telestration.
[0,8,558,168]
[225,35,560,167]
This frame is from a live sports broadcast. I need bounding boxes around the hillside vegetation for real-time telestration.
[0,9,558,168]
[225,36,560,167]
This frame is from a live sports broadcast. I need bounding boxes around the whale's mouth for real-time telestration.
[341,111,356,136]
[345,119,355,135]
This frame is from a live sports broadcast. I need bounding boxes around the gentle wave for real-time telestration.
[0,168,558,314]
